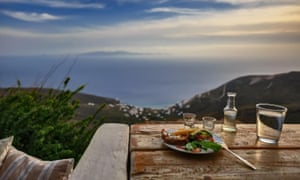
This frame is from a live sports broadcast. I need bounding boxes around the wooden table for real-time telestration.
[130,123,300,179]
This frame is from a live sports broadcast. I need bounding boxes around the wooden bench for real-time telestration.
[70,123,129,180]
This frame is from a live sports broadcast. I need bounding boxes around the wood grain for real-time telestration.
[130,124,300,151]
[71,123,129,180]
[131,149,300,180]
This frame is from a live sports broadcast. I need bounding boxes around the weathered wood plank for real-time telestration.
[130,124,300,151]
[71,123,129,180]
[131,149,300,180]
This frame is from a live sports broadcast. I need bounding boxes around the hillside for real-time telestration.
[0,87,164,124]
[71,71,300,123]
[171,71,300,123]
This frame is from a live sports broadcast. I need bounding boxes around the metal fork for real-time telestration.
[214,134,257,170]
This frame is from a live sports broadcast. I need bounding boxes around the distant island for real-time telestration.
[2,71,299,123]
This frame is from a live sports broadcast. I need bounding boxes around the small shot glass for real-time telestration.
[202,116,216,131]
[183,113,196,128]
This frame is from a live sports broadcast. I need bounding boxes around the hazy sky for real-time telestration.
[0,0,300,61]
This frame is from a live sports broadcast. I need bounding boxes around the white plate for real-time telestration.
[162,131,219,154]
[163,142,215,154]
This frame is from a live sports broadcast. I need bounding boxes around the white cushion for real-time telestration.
[0,136,14,167]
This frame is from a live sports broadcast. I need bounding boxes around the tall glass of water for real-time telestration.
[256,103,288,144]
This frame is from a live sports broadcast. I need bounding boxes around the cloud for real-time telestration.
[155,0,169,4]
[215,0,265,4]
[146,7,207,15]
[117,0,169,5]
[39,0,105,9]
[214,0,279,3]
[0,3,299,60]
[117,0,144,3]
[0,0,105,9]
[1,10,63,22]
[215,0,300,6]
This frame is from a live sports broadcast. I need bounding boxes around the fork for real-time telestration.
[214,135,257,170]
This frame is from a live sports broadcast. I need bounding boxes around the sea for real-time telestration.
[0,55,299,108]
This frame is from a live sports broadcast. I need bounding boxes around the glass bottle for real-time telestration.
[222,92,238,132]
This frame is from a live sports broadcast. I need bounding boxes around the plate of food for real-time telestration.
[161,128,222,154]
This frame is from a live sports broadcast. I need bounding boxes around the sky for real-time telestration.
[0,0,300,62]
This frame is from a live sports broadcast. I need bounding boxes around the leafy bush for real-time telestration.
[0,78,104,165]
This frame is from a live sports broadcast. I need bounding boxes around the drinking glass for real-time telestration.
[202,116,216,131]
[256,103,288,144]
[183,113,196,128]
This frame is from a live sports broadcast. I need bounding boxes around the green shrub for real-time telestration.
[0,78,104,165]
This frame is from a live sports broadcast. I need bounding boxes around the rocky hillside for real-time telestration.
[171,71,300,123]
[74,71,300,123]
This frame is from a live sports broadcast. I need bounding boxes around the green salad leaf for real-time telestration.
[185,142,197,151]
[199,140,222,152]
[185,140,222,152]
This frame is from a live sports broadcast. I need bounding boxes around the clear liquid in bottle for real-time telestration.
[223,92,238,132]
